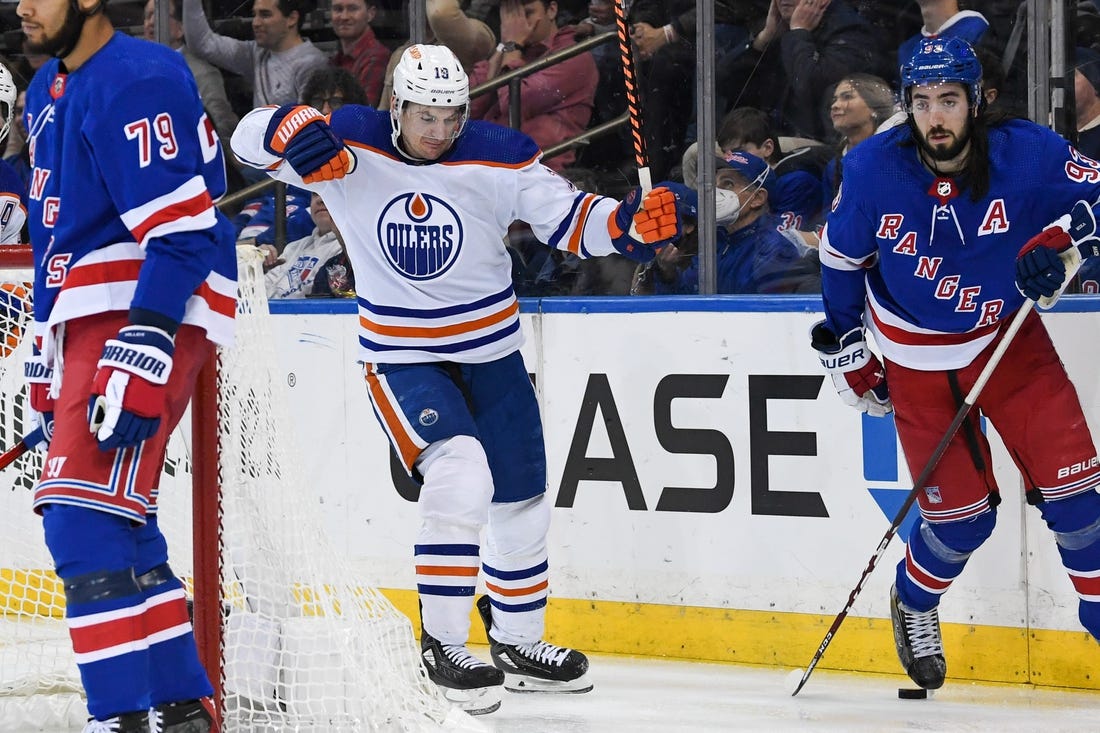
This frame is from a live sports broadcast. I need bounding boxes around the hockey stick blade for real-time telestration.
[791,299,1036,696]
[0,427,43,471]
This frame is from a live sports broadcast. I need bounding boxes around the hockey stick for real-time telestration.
[0,427,44,471]
[611,0,651,193]
[791,201,1099,696]
[789,298,1036,696]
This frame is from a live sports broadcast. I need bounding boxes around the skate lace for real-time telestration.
[515,640,570,667]
[441,643,487,670]
[903,605,944,658]
[83,719,138,733]
[83,724,119,733]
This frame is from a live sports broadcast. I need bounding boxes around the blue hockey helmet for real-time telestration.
[900,37,983,110]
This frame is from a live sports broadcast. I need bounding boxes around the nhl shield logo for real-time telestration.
[937,180,952,198]
[50,74,67,99]
[419,408,439,426]
[924,486,942,504]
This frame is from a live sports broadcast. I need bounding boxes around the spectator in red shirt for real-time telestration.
[330,0,390,107]
[468,0,597,173]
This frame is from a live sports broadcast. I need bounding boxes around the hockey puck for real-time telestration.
[898,687,928,699]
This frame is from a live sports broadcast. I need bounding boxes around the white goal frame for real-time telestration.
[0,244,478,732]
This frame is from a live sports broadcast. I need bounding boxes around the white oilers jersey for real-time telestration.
[0,159,26,245]
[233,106,622,364]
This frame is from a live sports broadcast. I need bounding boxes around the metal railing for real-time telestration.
[469,30,617,137]
[219,31,624,241]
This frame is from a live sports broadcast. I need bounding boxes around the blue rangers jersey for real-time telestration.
[24,32,237,362]
[821,119,1100,371]
[233,105,629,364]
[896,12,989,72]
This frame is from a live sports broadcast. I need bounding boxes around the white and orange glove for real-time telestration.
[263,105,354,184]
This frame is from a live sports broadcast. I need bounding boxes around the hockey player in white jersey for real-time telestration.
[232,44,685,715]
[0,63,26,245]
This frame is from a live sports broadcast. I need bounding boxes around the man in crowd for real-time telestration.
[182,0,327,107]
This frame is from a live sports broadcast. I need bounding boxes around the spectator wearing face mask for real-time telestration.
[638,150,821,295]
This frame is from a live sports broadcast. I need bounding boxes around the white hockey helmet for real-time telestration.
[0,65,16,146]
[390,44,470,150]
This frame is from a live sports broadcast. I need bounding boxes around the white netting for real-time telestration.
[0,249,477,732]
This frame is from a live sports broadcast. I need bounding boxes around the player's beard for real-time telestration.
[918,124,971,163]
[24,1,85,59]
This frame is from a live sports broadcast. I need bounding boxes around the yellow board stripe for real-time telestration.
[381,589,1100,691]
[4,572,1095,692]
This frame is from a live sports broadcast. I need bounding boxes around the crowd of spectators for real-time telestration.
[2,0,1098,298]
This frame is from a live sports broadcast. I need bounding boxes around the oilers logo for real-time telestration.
[377,192,463,281]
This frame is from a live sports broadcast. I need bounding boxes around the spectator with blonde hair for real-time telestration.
[822,73,898,203]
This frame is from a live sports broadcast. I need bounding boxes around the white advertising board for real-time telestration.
[264,297,1100,684]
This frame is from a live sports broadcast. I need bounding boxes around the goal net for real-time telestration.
[0,246,474,732]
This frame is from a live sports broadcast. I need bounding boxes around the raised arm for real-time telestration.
[182,0,257,79]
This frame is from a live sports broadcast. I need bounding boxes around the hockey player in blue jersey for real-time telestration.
[17,0,237,728]
[231,43,684,715]
[812,36,1100,691]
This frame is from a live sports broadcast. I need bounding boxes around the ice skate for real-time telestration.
[890,584,947,689]
[81,711,152,733]
[151,697,218,732]
[476,595,593,693]
[421,631,504,715]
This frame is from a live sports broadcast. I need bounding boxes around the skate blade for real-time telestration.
[503,672,594,694]
[439,685,502,715]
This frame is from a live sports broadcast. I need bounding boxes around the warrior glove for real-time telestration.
[263,105,354,184]
[810,321,892,418]
[88,326,174,451]
[1016,200,1100,307]
[24,349,54,450]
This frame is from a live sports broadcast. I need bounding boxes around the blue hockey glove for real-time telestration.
[810,321,892,418]
[263,105,354,184]
[24,350,54,450]
[609,183,684,262]
[1015,232,1066,300]
[1016,200,1100,307]
[88,326,175,451]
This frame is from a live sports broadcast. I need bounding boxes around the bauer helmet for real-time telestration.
[900,37,983,111]
[390,44,469,149]
[0,65,15,146]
